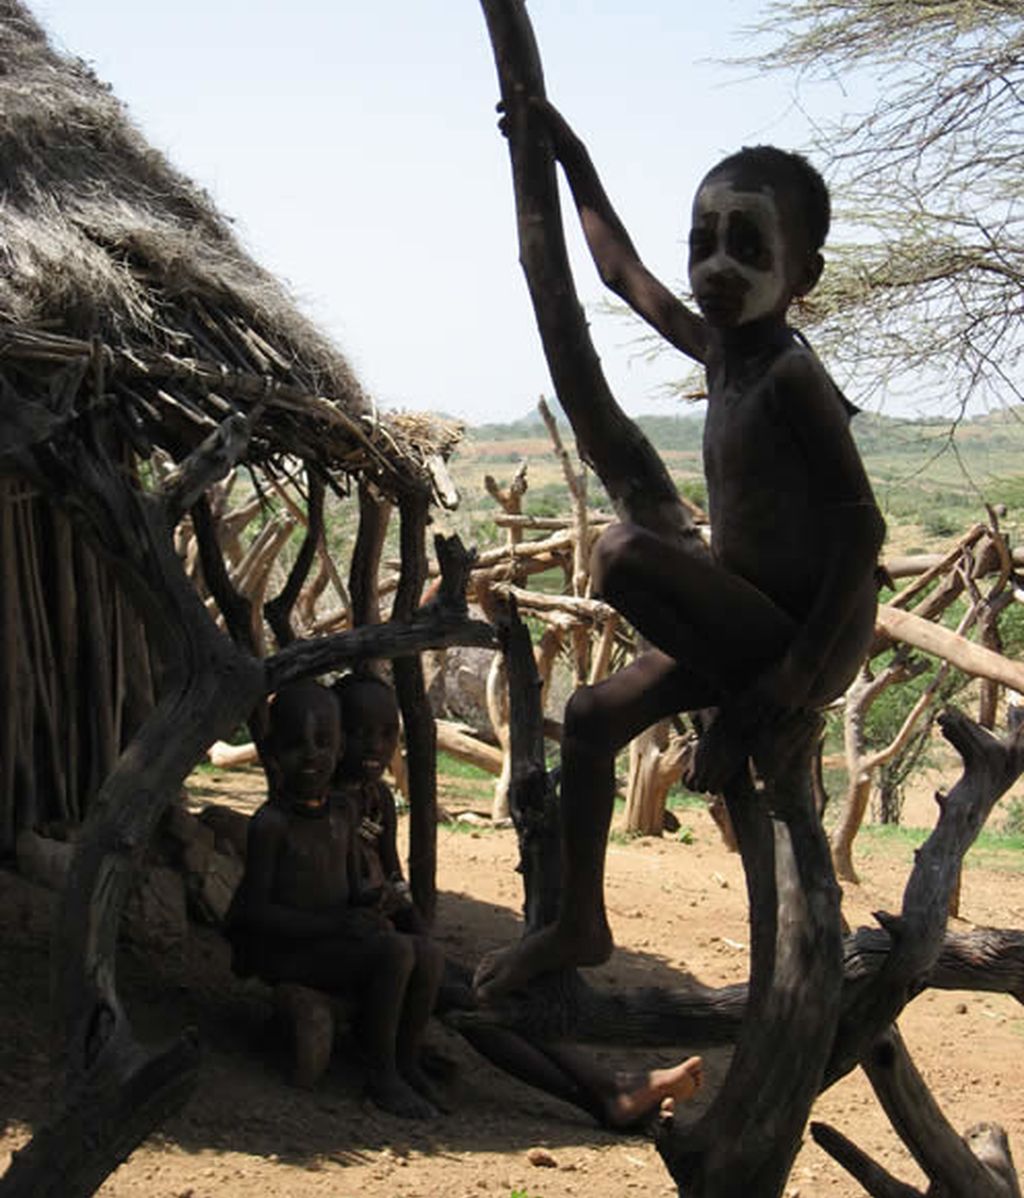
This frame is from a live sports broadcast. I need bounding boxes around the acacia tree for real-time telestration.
[745,0,1024,414]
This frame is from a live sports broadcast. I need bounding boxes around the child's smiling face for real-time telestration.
[688,167,818,329]
[266,684,341,807]
[338,681,400,784]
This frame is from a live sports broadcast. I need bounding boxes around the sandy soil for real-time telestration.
[1,759,1022,1198]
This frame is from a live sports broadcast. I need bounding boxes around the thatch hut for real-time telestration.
[0,3,492,1187]
[0,0,461,848]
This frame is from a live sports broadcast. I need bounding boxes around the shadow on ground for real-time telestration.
[0,867,727,1174]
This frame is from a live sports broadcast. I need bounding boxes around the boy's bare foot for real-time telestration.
[367,1071,439,1120]
[473,919,613,1003]
[605,1056,703,1128]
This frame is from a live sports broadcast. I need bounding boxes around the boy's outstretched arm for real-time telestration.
[532,98,708,364]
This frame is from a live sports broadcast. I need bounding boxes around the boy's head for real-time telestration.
[333,673,400,784]
[263,680,342,808]
[688,146,829,328]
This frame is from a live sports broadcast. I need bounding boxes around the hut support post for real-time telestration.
[348,480,391,630]
[501,597,561,932]
[391,491,438,924]
[1,483,28,848]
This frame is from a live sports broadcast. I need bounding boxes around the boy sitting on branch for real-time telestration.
[475,101,885,1002]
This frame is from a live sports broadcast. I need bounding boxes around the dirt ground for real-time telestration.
[1,757,1022,1198]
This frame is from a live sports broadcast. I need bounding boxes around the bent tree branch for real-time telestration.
[0,405,491,1198]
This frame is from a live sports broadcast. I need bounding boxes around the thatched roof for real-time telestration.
[0,1,459,497]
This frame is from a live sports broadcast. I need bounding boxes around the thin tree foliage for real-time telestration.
[747,0,1024,414]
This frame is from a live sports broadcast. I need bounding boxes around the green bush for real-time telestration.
[922,509,958,538]
[680,479,707,510]
[1002,797,1024,837]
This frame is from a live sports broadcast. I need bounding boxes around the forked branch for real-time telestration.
[265,469,326,648]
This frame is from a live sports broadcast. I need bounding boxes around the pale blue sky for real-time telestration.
[31,2,852,424]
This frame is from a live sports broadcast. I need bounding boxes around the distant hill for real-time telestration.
[462,404,1024,525]
[471,397,705,452]
[447,402,1024,561]
[466,405,1024,466]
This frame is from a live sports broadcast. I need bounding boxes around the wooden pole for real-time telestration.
[391,492,438,924]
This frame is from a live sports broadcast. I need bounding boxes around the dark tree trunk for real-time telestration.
[658,715,843,1197]
[348,480,391,629]
[499,596,561,933]
[478,0,696,546]
[459,924,1024,1049]
[392,493,438,925]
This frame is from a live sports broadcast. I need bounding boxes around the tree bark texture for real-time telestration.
[478,0,697,546]
[500,597,562,933]
[658,712,843,1197]
[391,493,439,925]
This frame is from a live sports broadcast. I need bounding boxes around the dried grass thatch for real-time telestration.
[0,0,460,496]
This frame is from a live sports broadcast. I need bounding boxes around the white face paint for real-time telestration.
[688,178,789,327]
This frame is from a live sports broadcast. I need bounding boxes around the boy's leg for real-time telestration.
[353,930,442,1119]
[454,1026,607,1124]
[601,1055,704,1129]
[395,935,447,1109]
[476,652,712,1000]
[453,1025,701,1129]
[476,528,800,1002]
[592,522,796,687]
[535,1044,703,1129]
[261,925,438,1119]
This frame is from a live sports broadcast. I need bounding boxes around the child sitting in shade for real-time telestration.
[331,671,426,935]
[331,671,705,1128]
[225,679,444,1119]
